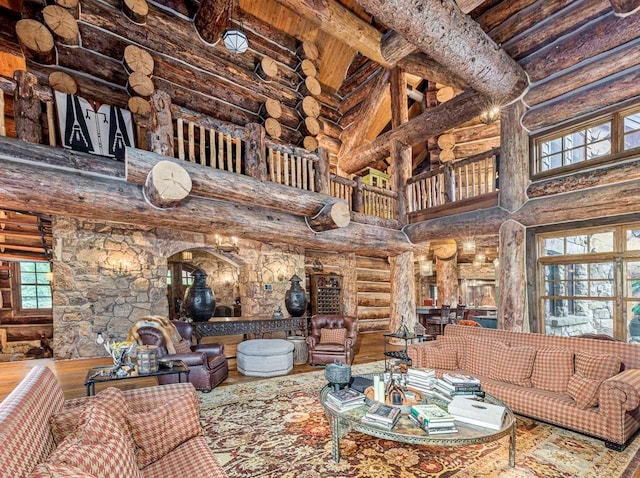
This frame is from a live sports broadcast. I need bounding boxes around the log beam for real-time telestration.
[1,155,412,257]
[143,160,192,208]
[355,0,528,100]
[338,69,389,159]
[381,31,415,65]
[610,0,640,14]
[126,147,346,219]
[306,201,351,232]
[397,53,468,91]
[342,89,492,174]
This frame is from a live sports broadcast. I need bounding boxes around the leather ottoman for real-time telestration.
[237,339,295,377]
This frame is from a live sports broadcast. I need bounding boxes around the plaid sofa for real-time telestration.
[0,366,227,478]
[408,325,640,449]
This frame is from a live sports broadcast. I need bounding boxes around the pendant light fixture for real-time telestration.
[223,28,248,54]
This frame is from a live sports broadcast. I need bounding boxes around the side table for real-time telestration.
[383,333,434,369]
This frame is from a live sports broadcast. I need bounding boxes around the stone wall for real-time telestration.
[188,251,239,307]
[52,217,305,359]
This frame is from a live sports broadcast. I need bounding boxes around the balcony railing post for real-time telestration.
[315,147,330,194]
[352,176,364,213]
[443,162,455,203]
[13,70,42,144]
[245,122,267,181]
[147,90,174,157]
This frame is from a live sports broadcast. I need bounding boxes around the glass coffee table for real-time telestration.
[84,361,190,396]
[320,373,516,467]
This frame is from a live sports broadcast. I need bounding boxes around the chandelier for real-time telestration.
[215,234,239,253]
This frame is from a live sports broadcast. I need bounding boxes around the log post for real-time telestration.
[143,160,192,208]
[436,255,458,308]
[352,176,364,213]
[389,251,417,343]
[146,90,174,157]
[500,100,529,212]
[443,162,455,202]
[343,253,358,318]
[245,122,267,182]
[306,200,351,232]
[498,220,527,332]
[390,68,411,224]
[13,71,42,144]
[315,147,330,194]
[194,0,235,44]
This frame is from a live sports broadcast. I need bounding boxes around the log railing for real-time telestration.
[330,174,398,220]
[330,175,354,209]
[266,140,318,192]
[407,149,499,213]
[172,105,245,175]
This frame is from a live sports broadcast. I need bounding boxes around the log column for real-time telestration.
[498,100,529,331]
[146,90,174,157]
[343,253,358,318]
[390,68,411,224]
[436,256,458,307]
[498,220,527,332]
[13,71,42,144]
[389,251,417,343]
[245,123,267,181]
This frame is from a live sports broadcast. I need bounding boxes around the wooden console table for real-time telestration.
[192,316,310,344]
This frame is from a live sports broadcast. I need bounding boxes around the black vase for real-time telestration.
[285,274,307,317]
[184,269,216,322]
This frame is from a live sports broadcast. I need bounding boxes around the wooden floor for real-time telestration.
[0,332,398,401]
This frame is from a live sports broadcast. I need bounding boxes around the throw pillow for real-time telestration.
[574,352,622,380]
[28,463,96,478]
[46,404,142,478]
[173,339,192,354]
[465,337,507,377]
[418,345,458,370]
[489,343,536,387]
[567,373,602,409]
[530,348,574,393]
[436,336,467,368]
[126,392,203,468]
[50,387,134,448]
[320,328,347,344]
[565,352,622,409]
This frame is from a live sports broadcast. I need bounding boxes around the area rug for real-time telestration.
[198,362,640,477]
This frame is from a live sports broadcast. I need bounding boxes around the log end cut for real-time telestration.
[143,160,192,208]
[307,200,351,232]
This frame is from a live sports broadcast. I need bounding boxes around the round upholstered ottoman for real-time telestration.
[236,339,295,377]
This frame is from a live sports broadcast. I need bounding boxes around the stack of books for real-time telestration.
[433,373,483,402]
[325,388,366,413]
[406,368,436,393]
[361,402,401,430]
[409,404,458,434]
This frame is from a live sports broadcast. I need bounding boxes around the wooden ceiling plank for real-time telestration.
[521,11,640,83]
[0,252,48,262]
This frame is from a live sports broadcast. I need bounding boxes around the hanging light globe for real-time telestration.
[223,29,248,54]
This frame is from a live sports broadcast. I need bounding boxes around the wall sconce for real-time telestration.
[96,332,105,345]
[215,234,239,253]
[112,260,129,276]
[182,250,193,261]
[420,258,434,276]
[479,107,500,125]
[277,268,287,282]
[462,239,476,254]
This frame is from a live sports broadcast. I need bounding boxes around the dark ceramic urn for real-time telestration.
[285,274,307,317]
[184,269,216,322]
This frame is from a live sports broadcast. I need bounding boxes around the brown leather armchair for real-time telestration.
[306,315,358,366]
[137,321,228,392]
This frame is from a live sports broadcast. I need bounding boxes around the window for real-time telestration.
[533,105,640,176]
[538,223,640,342]
[182,270,193,286]
[19,262,52,310]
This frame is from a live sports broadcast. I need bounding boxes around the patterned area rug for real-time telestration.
[198,362,640,478]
